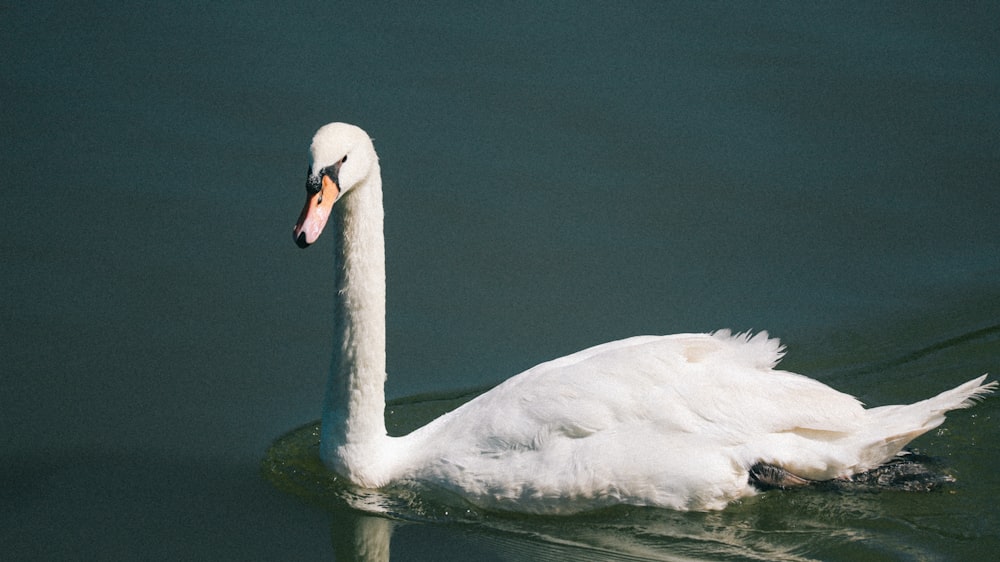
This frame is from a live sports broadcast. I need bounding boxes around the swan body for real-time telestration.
[292,122,995,513]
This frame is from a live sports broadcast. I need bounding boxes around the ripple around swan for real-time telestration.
[262,386,991,561]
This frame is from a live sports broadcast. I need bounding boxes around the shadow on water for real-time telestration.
[263,320,999,562]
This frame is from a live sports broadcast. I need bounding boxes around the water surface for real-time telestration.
[2,2,998,560]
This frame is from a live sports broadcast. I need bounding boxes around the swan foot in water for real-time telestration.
[749,462,813,490]
[750,452,955,492]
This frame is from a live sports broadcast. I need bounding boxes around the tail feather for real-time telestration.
[857,375,995,470]
[938,374,998,409]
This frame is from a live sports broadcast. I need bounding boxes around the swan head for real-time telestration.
[293,123,378,248]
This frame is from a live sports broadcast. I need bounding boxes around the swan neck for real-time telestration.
[321,166,388,463]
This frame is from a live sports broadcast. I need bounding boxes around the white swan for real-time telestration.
[291,122,995,513]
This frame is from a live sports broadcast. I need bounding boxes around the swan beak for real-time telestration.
[294,174,340,248]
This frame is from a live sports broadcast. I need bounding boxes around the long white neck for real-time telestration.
[319,163,390,483]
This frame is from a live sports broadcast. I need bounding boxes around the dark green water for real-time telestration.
[3,2,999,560]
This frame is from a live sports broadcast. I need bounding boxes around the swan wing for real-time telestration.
[399,331,865,510]
[428,331,863,443]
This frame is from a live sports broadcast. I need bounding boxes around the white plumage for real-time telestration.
[291,122,995,513]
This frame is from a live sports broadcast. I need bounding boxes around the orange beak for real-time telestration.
[294,174,340,248]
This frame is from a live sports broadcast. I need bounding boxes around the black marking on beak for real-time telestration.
[305,163,341,194]
[295,231,311,248]
[306,166,322,194]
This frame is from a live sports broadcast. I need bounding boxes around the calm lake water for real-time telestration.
[3,2,999,560]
